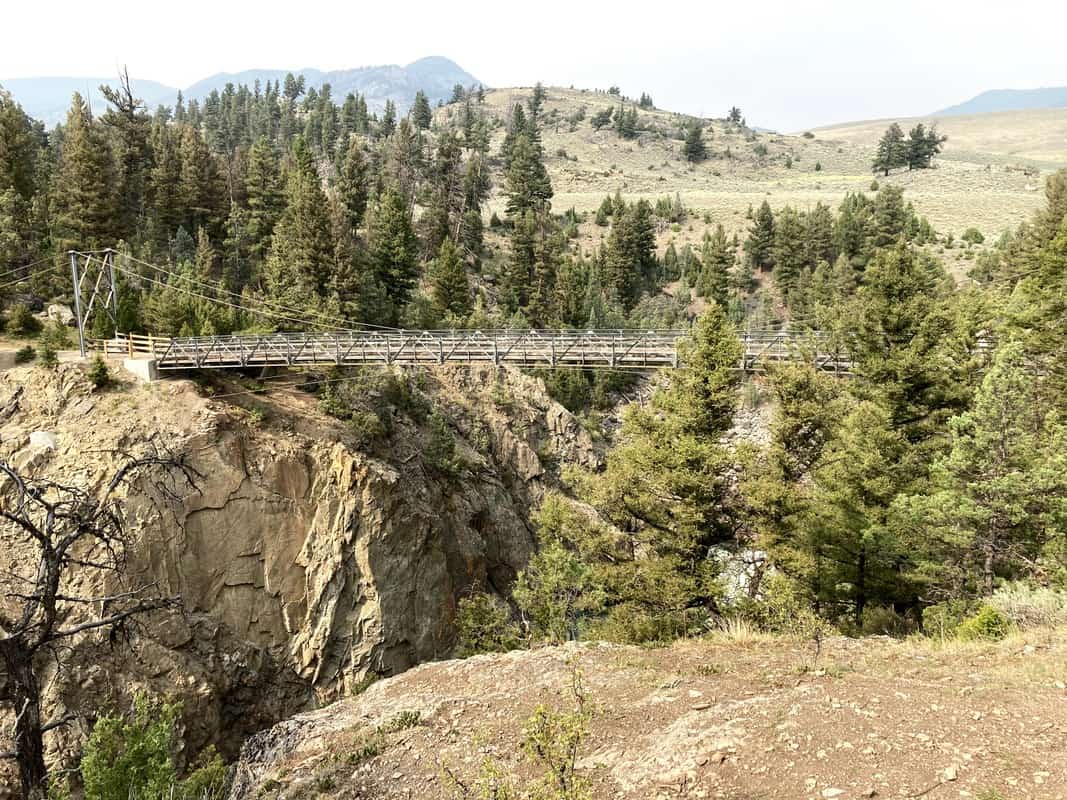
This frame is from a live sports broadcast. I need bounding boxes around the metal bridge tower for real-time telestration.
[68,249,118,357]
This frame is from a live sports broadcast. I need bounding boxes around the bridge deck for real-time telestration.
[91,329,853,373]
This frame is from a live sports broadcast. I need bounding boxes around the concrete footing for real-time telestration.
[123,358,159,382]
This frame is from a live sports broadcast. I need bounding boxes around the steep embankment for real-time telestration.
[0,360,596,789]
[228,633,1067,799]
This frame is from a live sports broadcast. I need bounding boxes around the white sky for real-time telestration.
[3,0,1065,131]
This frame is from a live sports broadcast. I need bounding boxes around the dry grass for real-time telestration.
[448,86,1056,267]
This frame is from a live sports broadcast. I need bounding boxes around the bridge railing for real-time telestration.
[89,328,855,373]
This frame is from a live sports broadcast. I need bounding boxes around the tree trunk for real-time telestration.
[854,549,867,627]
[0,641,47,799]
[983,548,995,596]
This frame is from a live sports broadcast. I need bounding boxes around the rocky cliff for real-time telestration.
[0,361,597,787]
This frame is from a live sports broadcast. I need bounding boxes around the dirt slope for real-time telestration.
[229,631,1067,799]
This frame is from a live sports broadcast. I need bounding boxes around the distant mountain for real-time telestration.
[0,76,177,126]
[935,86,1067,116]
[0,56,479,126]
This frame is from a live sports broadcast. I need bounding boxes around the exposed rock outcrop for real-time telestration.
[0,361,597,786]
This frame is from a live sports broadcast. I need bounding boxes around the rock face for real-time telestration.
[0,361,597,784]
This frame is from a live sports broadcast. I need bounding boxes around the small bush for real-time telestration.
[869,179,880,191]
[802,131,815,139]
[423,411,465,476]
[956,605,1011,642]
[6,303,41,337]
[87,355,111,390]
[456,592,523,656]
[859,604,914,637]
[961,227,985,246]
[15,346,35,364]
[988,582,1067,629]
[921,600,973,639]
[814,161,822,171]
[734,574,829,639]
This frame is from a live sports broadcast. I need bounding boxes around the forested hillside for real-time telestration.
[3,74,1067,799]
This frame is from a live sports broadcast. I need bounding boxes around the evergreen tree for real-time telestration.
[0,89,39,271]
[581,306,743,638]
[771,206,806,297]
[367,189,419,322]
[100,71,153,241]
[603,199,656,308]
[429,237,471,317]
[898,343,1067,597]
[336,136,369,231]
[744,200,776,270]
[411,90,433,130]
[697,224,733,308]
[262,160,336,319]
[683,122,707,163]
[51,93,118,253]
[503,133,553,217]
[243,137,284,269]
[872,123,906,176]
[379,100,397,137]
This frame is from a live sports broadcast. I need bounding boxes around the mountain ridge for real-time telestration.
[934,85,1067,116]
[0,56,479,126]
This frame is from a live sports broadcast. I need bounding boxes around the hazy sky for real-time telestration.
[3,0,1065,130]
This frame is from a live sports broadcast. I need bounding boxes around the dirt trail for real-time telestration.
[230,631,1067,799]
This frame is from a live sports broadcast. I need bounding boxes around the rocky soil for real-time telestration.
[228,631,1067,800]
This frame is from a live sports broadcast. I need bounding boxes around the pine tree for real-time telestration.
[379,100,397,138]
[898,342,1067,597]
[336,136,369,231]
[771,206,807,297]
[178,124,225,239]
[683,122,707,163]
[603,200,656,308]
[51,93,118,253]
[367,189,419,322]
[0,89,39,271]
[262,163,336,321]
[429,237,471,317]
[100,71,153,240]
[411,90,433,130]
[581,306,743,638]
[244,137,284,268]
[744,200,776,270]
[697,225,733,308]
[872,123,906,176]
[503,133,553,217]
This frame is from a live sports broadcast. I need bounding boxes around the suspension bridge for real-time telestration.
[90,328,852,373]
[5,249,853,376]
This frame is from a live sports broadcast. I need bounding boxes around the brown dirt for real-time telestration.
[231,630,1067,799]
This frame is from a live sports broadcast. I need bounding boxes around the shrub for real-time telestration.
[14,346,35,364]
[869,179,880,191]
[961,227,985,245]
[921,600,973,639]
[456,592,523,656]
[81,695,225,800]
[988,582,1067,629]
[87,355,111,390]
[6,303,42,337]
[734,574,829,639]
[802,131,815,139]
[514,535,605,643]
[956,605,1011,642]
[814,161,822,171]
[423,411,465,476]
[859,604,914,637]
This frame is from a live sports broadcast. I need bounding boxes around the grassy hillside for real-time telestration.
[814,107,1067,167]
[446,87,1056,265]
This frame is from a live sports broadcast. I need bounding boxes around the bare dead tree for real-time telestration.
[0,443,198,798]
